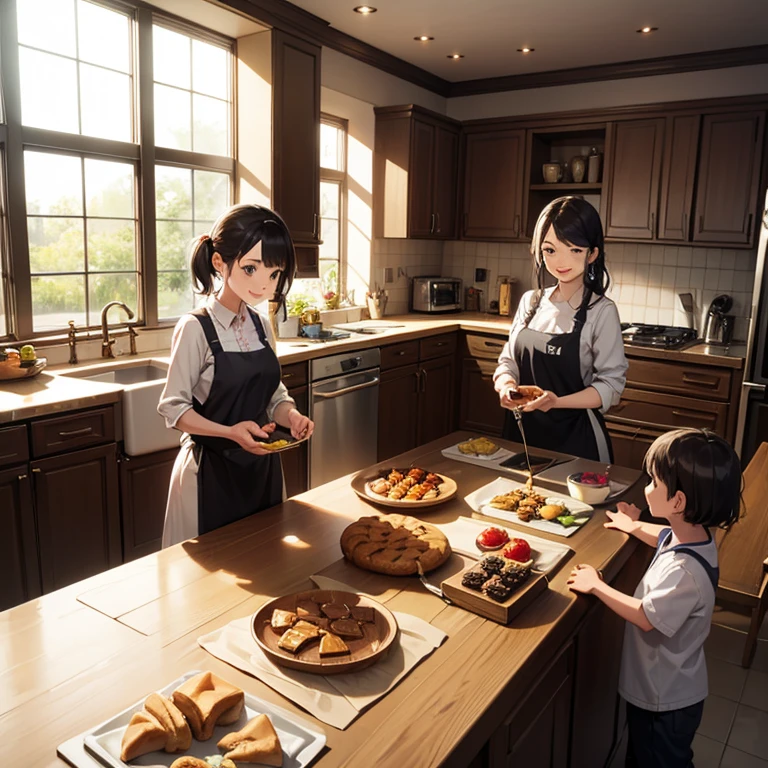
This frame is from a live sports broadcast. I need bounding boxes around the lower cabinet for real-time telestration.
[418,354,456,444]
[282,384,309,497]
[0,466,40,611]
[378,364,420,460]
[120,447,178,562]
[459,333,507,436]
[33,442,122,593]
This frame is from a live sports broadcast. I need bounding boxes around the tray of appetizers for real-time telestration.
[251,589,398,675]
[350,465,457,508]
[64,670,326,768]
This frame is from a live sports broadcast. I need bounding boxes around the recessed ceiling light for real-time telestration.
[353,5,377,14]
[414,35,434,41]
[447,53,464,59]
[637,26,658,34]
[517,47,535,53]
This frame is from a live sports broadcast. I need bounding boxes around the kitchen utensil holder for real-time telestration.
[367,294,387,319]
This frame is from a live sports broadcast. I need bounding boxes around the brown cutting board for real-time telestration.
[441,570,548,625]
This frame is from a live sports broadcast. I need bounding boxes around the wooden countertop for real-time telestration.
[0,311,743,424]
[0,432,646,768]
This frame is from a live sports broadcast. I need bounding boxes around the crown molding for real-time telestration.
[448,45,768,97]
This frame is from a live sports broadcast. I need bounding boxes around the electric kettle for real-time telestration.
[703,294,734,345]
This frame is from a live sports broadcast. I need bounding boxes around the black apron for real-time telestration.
[502,299,612,462]
[189,307,283,536]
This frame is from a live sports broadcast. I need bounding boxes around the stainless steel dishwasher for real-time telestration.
[309,347,380,488]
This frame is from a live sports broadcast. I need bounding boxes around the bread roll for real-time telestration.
[218,713,283,766]
[120,710,168,762]
[171,671,245,741]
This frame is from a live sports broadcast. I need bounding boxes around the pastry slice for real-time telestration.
[295,599,321,617]
[171,671,245,741]
[144,692,192,752]
[320,602,350,620]
[329,618,364,639]
[319,631,350,657]
[270,609,298,633]
[349,605,375,623]
[300,615,330,631]
[120,710,168,762]
[218,713,283,766]
[277,620,321,653]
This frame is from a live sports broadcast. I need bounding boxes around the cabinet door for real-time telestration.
[433,124,460,238]
[606,421,660,471]
[0,466,40,611]
[120,448,178,562]
[409,119,436,237]
[378,364,419,461]
[272,31,321,249]
[282,385,309,497]
[418,355,456,445]
[459,358,505,436]
[605,119,664,239]
[694,111,765,245]
[463,130,525,240]
[33,442,121,593]
[658,115,700,241]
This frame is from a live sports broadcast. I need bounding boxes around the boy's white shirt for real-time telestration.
[619,529,717,711]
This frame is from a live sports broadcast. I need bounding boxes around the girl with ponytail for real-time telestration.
[493,197,627,462]
[158,204,313,546]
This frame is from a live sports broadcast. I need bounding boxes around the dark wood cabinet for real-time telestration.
[0,466,40,611]
[605,119,665,240]
[374,106,460,239]
[378,364,420,461]
[120,448,177,562]
[282,384,309,497]
[462,129,526,240]
[658,115,700,241]
[418,354,456,445]
[693,111,765,245]
[272,30,321,275]
[33,442,121,593]
[458,332,507,436]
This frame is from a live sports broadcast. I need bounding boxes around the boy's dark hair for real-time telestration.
[190,203,296,303]
[643,428,742,529]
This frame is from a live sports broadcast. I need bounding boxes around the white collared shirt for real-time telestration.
[158,295,294,429]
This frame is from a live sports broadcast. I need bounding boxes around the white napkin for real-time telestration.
[197,575,447,730]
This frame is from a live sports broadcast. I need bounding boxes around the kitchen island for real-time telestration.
[0,432,647,768]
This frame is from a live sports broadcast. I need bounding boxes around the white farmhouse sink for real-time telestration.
[60,360,180,456]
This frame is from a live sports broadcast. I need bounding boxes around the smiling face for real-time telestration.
[213,240,283,308]
[540,225,598,286]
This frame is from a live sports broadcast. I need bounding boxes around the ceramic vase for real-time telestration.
[571,156,586,183]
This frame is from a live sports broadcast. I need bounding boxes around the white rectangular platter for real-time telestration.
[76,670,326,768]
[441,442,514,467]
[437,516,572,574]
[464,477,593,538]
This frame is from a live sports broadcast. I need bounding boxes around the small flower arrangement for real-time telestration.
[323,291,340,310]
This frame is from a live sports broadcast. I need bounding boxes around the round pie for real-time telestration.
[340,513,452,576]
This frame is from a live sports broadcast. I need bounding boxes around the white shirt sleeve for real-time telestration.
[589,300,628,412]
[642,562,704,638]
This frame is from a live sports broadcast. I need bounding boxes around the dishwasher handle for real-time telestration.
[313,376,380,400]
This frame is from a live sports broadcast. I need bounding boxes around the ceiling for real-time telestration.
[285,0,768,82]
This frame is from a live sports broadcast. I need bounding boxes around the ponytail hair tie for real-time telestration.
[198,233,212,247]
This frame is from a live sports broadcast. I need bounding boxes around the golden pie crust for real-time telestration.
[340,513,451,575]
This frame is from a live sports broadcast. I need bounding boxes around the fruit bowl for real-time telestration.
[0,356,47,381]
[566,472,611,504]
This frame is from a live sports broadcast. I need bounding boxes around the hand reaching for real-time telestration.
[567,563,602,595]
[229,420,275,455]
[288,409,314,440]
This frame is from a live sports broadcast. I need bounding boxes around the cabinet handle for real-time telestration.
[650,211,655,235]
[396,350,406,356]
[58,426,93,438]
[698,215,703,234]
[313,213,318,239]
[283,372,295,379]
[414,370,421,393]
[671,409,716,424]
[430,213,435,234]
[483,340,503,349]
[17,473,27,481]
[435,341,447,347]
[0,451,19,462]
[682,212,688,236]
[436,212,441,233]
[514,214,520,237]
[746,213,753,235]
[32,468,41,474]
[681,372,719,388]
[421,368,428,392]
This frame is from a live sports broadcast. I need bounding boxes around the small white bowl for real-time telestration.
[566,472,611,504]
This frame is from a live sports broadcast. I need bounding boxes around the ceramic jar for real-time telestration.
[571,156,586,183]
[588,147,602,184]
[542,163,562,184]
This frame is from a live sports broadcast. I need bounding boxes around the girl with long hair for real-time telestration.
[158,203,314,547]
[493,196,627,461]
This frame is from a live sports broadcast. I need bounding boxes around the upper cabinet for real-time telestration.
[374,106,460,239]
[462,128,526,240]
[657,115,700,241]
[272,31,321,276]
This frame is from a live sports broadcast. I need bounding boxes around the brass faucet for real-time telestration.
[67,320,78,365]
[100,301,135,358]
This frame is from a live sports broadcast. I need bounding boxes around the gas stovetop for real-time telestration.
[621,323,698,349]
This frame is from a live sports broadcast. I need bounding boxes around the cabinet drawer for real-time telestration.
[281,361,308,388]
[381,340,419,369]
[607,388,727,436]
[31,407,116,458]
[627,358,732,401]
[419,332,457,360]
[463,332,507,360]
[0,425,29,468]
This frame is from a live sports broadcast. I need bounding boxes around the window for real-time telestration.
[289,116,347,314]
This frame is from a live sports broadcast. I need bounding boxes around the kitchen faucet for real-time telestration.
[100,301,135,358]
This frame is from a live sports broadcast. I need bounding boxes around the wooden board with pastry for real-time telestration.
[251,589,398,675]
[351,465,458,509]
[81,670,326,768]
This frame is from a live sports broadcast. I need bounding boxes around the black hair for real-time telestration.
[524,196,610,328]
[643,428,742,529]
[190,203,296,305]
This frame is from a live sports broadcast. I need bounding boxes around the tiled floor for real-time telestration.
[694,608,768,767]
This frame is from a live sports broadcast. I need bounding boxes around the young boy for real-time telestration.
[567,428,742,768]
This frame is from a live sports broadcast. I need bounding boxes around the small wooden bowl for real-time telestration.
[251,589,399,675]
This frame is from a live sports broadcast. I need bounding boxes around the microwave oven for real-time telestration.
[412,277,462,313]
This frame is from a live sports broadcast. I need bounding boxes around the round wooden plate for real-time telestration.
[251,589,399,675]
[351,469,457,509]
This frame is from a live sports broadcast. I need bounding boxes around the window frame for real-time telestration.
[0,0,236,341]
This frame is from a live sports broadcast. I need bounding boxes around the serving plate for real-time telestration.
[252,589,398,675]
[351,467,457,509]
[79,670,326,768]
[0,357,47,381]
[258,427,311,454]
